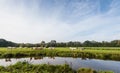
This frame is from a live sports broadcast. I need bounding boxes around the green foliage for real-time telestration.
[77,68,97,73]
[77,68,114,73]
[0,62,114,73]
[98,71,114,73]
[2,53,13,58]
[1,38,120,47]
[0,61,75,73]
[0,47,120,61]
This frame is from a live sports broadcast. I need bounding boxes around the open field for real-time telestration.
[0,47,120,60]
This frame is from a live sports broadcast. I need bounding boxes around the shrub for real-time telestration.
[77,68,97,73]
[14,53,28,58]
[2,53,14,58]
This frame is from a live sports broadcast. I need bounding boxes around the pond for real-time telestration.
[0,57,120,73]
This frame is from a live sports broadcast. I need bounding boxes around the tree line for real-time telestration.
[0,39,120,47]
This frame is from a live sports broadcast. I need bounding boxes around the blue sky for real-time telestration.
[0,0,120,43]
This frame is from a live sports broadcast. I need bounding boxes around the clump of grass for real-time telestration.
[98,71,114,73]
[14,53,28,58]
[77,68,97,73]
[2,53,14,58]
[0,62,114,73]
[1,61,75,73]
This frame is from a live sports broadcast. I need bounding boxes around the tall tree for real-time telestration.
[40,41,46,47]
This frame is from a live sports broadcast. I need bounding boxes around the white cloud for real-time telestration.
[0,0,120,43]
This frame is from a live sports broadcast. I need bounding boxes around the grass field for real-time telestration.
[0,47,120,60]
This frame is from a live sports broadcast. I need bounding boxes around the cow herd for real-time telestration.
[7,47,84,50]
[69,47,84,50]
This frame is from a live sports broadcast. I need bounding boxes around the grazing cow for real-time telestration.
[69,47,76,50]
[48,47,55,50]
[38,47,44,50]
[12,47,16,49]
[32,47,44,50]
[79,47,84,50]
[7,47,12,49]
[7,47,16,49]
[32,47,36,50]
[19,46,23,48]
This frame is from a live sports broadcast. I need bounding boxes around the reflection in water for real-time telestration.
[48,57,55,59]
[5,58,11,62]
[0,57,120,73]
[34,56,43,60]
[29,56,55,60]
[30,57,32,61]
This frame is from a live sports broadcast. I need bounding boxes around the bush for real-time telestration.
[2,53,14,58]
[0,62,114,73]
[98,71,114,73]
[77,68,97,73]
[14,53,28,58]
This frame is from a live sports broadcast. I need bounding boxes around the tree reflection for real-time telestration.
[5,58,11,62]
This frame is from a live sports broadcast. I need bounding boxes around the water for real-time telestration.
[0,57,120,73]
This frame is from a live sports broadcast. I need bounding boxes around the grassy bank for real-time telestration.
[0,61,114,73]
[0,47,120,61]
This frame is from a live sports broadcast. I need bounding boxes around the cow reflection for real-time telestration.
[34,56,43,60]
[30,57,32,61]
[49,57,55,59]
[5,58,11,62]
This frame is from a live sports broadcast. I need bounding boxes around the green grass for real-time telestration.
[0,61,114,73]
[0,47,120,60]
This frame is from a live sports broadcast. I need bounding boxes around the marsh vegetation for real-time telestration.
[0,47,120,61]
[0,47,120,73]
[0,61,114,73]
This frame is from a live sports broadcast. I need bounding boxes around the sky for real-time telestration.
[0,0,120,43]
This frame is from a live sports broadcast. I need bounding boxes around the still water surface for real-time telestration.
[0,57,120,73]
